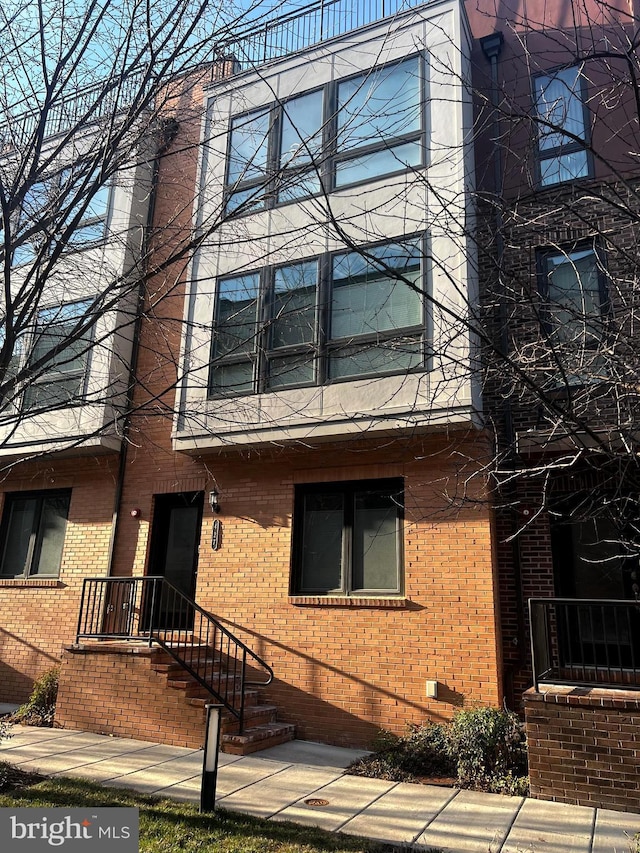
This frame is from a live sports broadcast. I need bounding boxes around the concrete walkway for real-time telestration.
[1,727,639,852]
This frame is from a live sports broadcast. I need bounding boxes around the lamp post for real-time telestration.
[200,704,223,812]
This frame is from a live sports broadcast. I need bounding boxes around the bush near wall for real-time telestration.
[348,707,529,796]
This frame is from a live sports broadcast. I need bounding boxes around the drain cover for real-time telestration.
[304,798,330,807]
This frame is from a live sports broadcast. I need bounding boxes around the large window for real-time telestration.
[534,67,589,186]
[291,479,403,596]
[0,490,71,578]
[12,168,110,266]
[23,300,93,409]
[209,237,425,394]
[225,56,424,213]
[539,245,607,379]
[335,58,422,187]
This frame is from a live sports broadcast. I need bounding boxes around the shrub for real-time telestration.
[448,707,528,794]
[349,722,455,783]
[349,706,529,795]
[11,667,59,727]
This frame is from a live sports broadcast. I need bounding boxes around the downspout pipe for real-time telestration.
[480,32,527,705]
[106,118,180,576]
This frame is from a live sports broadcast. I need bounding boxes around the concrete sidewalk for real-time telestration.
[1,727,639,852]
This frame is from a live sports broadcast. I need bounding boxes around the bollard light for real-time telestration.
[200,704,222,813]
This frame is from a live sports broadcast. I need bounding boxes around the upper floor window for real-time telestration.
[23,300,93,409]
[12,168,110,266]
[534,67,589,186]
[209,237,426,395]
[225,56,424,214]
[539,245,607,380]
[0,490,71,578]
[291,478,404,596]
[336,58,422,187]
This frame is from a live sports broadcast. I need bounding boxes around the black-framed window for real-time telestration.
[291,479,404,596]
[0,490,71,578]
[539,244,608,379]
[335,57,422,187]
[534,66,590,186]
[209,236,426,395]
[224,55,424,214]
[12,168,110,267]
[23,300,94,409]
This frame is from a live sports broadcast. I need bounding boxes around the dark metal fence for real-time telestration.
[3,72,149,149]
[76,576,273,732]
[529,597,640,691]
[5,0,425,144]
[222,0,425,70]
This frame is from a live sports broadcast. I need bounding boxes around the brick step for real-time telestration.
[187,688,259,708]
[221,722,296,756]
[220,705,278,735]
[151,658,220,675]
[151,646,213,666]
[166,673,242,692]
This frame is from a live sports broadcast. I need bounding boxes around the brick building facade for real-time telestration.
[2,0,640,799]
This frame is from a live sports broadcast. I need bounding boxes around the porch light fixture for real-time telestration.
[209,489,221,513]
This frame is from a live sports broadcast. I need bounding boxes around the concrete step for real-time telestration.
[221,722,296,755]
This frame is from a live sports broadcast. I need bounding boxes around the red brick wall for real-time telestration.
[525,686,640,812]
[103,430,503,748]
[195,435,502,746]
[0,456,117,703]
[56,645,206,748]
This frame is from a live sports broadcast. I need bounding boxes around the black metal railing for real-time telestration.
[4,0,425,144]
[529,597,640,691]
[75,576,273,732]
[221,0,425,71]
[3,71,150,149]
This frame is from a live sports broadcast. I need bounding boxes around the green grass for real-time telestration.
[0,768,397,853]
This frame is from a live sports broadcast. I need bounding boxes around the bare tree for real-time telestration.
[0,0,293,459]
[3,0,640,559]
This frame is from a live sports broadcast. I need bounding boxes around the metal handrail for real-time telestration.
[529,597,640,692]
[75,576,273,733]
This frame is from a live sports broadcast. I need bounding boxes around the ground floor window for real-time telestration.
[291,478,403,595]
[0,490,71,578]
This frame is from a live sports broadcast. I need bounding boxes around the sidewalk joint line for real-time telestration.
[215,761,294,804]
[587,806,598,853]
[409,786,460,844]
[497,794,527,853]
[263,770,346,819]
[333,780,399,833]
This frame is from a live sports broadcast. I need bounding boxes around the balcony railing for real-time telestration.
[221,0,426,70]
[4,0,426,145]
[529,597,640,691]
[2,71,149,150]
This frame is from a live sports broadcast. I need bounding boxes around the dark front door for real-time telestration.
[147,491,203,631]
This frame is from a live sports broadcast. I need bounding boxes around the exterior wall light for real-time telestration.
[209,490,221,513]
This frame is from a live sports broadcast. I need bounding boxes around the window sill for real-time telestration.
[288,595,408,608]
[0,578,62,587]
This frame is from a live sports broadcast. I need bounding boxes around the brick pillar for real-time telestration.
[524,685,640,813]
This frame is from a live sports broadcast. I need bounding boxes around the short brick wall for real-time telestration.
[524,685,640,813]
[55,644,207,749]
